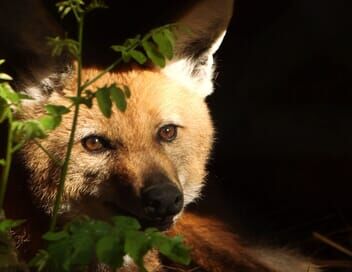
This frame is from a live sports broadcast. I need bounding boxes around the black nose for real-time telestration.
[142,182,184,219]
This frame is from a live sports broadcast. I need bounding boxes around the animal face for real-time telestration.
[9,0,233,229]
[19,68,214,229]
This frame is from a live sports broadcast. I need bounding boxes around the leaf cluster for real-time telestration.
[30,216,190,272]
[111,25,175,68]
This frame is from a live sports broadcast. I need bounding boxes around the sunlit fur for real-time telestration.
[19,67,213,223]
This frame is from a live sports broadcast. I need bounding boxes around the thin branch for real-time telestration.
[32,139,63,167]
[313,232,352,257]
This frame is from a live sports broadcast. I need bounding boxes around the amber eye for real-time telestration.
[158,125,178,142]
[81,135,111,153]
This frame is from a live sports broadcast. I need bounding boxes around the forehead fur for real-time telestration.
[58,68,213,143]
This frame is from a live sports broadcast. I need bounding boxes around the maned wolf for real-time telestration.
[1,0,321,271]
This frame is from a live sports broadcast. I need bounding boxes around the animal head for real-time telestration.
[17,0,233,229]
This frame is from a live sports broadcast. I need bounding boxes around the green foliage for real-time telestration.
[111,26,176,68]
[56,0,107,19]
[30,216,190,272]
[56,0,85,19]
[48,36,80,57]
[95,84,129,117]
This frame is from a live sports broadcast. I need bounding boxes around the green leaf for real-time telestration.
[123,36,141,47]
[0,219,25,232]
[124,230,150,270]
[45,104,70,116]
[86,0,108,13]
[111,45,126,53]
[0,82,20,105]
[12,120,47,141]
[47,36,79,57]
[0,97,9,123]
[129,50,147,64]
[162,28,176,49]
[46,238,72,271]
[95,86,112,118]
[152,31,173,60]
[123,85,131,98]
[0,159,5,166]
[68,96,93,108]
[0,60,5,66]
[43,231,69,241]
[18,93,33,100]
[112,216,141,231]
[39,115,62,131]
[110,86,127,112]
[96,235,124,269]
[70,231,95,266]
[151,233,191,265]
[142,40,165,68]
[0,73,13,81]
[121,51,131,63]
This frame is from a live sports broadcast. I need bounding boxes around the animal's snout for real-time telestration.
[142,179,183,220]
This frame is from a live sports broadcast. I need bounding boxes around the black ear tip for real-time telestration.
[172,0,234,59]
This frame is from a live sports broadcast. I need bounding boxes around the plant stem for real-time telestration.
[49,14,85,231]
[80,38,144,90]
[80,58,122,90]
[80,25,174,91]
[32,139,63,167]
[0,113,13,210]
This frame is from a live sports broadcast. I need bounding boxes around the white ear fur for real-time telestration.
[162,0,234,97]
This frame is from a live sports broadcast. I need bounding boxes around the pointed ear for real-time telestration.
[0,0,72,102]
[163,0,234,97]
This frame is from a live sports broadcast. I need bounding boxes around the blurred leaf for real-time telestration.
[0,219,24,233]
[0,60,5,65]
[123,35,141,48]
[46,238,72,271]
[110,85,127,112]
[43,231,69,241]
[70,230,95,266]
[124,230,149,271]
[142,40,165,68]
[0,82,20,105]
[0,97,9,123]
[0,73,12,81]
[39,115,62,131]
[152,31,173,60]
[96,235,124,269]
[0,160,5,167]
[162,28,176,49]
[111,45,126,53]
[112,216,141,231]
[69,96,93,108]
[48,36,79,57]
[45,105,70,116]
[56,0,84,18]
[86,0,108,13]
[122,51,131,63]
[123,85,131,98]
[12,120,47,142]
[129,50,147,64]
[95,86,112,118]
[151,233,191,265]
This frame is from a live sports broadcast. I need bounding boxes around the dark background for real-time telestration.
[17,0,352,268]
